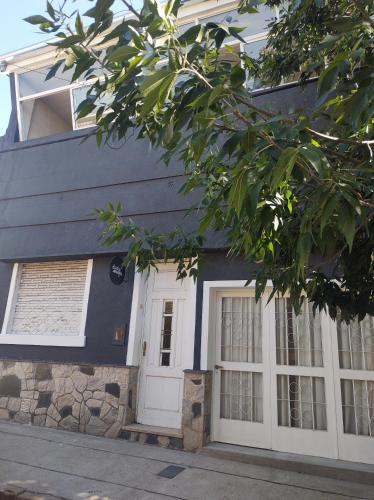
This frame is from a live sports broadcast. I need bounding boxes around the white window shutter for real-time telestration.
[7,260,89,337]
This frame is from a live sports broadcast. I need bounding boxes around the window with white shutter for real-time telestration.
[0,260,92,347]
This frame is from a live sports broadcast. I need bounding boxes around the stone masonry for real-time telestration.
[0,360,138,438]
[0,361,212,450]
[182,370,212,451]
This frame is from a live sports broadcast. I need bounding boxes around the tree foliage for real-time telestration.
[27,0,374,320]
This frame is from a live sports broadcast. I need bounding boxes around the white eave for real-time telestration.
[0,0,237,74]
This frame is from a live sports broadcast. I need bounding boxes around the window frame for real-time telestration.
[15,70,95,140]
[0,259,93,347]
[14,4,296,140]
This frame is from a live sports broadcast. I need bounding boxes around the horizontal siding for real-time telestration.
[9,261,88,336]
[0,176,199,228]
[0,212,227,261]
[0,82,317,260]
[0,135,183,199]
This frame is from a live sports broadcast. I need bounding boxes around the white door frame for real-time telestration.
[127,263,197,427]
[127,269,147,367]
[329,319,374,464]
[202,280,374,463]
[211,288,273,448]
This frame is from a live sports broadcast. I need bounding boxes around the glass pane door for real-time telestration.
[269,299,338,458]
[332,314,374,463]
[212,291,271,449]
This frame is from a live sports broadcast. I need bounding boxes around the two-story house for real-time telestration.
[0,0,373,465]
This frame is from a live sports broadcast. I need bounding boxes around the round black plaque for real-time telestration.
[110,256,126,285]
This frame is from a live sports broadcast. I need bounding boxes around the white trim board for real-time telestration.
[0,335,86,347]
[126,268,145,365]
[0,259,93,347]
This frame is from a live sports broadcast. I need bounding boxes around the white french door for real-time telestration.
[212,289,374,463]
[212,291,272,449]
[331,315,374,464]
[268,297,338,458]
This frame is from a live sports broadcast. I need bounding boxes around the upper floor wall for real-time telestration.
[0,0,318,261]
[0,81,316,261]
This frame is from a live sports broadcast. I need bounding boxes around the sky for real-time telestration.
[0,0,131,136]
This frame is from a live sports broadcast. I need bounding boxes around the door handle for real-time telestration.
[142,341,147,356]
[214,364,224,370]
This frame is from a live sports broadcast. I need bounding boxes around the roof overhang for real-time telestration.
[0,0,237,74]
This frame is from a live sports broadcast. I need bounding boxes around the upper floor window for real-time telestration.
[16,61,103,141]
[14,4,285,141]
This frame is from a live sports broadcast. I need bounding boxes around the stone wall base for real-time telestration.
[0,360,138,438]
[0,361,212,450]
[182,370,212,451]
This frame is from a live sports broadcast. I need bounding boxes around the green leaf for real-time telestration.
[140,69,177,117]
[296,233,312,276]
[317,63,339,99]
[198,209,215,235]
[208,84,224,106]
[246,182,262,219]
[178,24,202,45]
[84,0,115,20]
[75,13,84,37]
[271,147,298,190]
[240,129,256,152]
[46,1,56,20]
[228,165,248,215]
[338,201,356,252]
[45,60,63,81]
[298,145,323,175]
[96,129,103,147]
[24,15,50,25]
[317,33,342,51]
[109,45,140,62]
[77,101,96,119]
[320,193,340,236]
[230,65,246,87]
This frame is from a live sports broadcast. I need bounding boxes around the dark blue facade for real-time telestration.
[0,75,316,367]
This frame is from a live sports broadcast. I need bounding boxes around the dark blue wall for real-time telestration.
[0,258,134,365]
[0,80,316,261]
[0,78,317,365]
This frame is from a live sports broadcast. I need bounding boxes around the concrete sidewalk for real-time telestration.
[0,421,373,500]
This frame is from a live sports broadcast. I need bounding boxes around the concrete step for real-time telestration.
[199,443,374,485]
[121,423,183,450]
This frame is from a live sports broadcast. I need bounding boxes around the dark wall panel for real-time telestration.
[0,176,198,228]
[0,257,134,365]
[0,212,226,261]
[0,81,316,261]
[0,134,183,199]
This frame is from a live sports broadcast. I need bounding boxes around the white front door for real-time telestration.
[212,289,339,460]
[331,315,374,464]
[137,265,195,429]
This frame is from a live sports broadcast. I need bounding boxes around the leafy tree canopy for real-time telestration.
[27,0,374,320]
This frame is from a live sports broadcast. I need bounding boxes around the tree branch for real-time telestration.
[121,0,140,19]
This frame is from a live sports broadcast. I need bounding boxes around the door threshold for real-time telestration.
[123,423,183,439]
[198,443,374,485]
